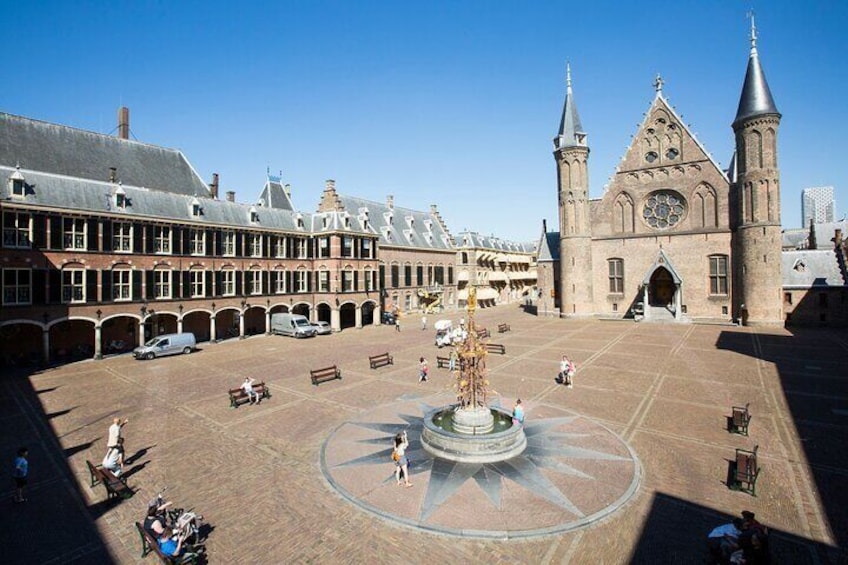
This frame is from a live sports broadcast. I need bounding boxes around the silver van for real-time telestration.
[271,313,316,338]
[133,332,197,360]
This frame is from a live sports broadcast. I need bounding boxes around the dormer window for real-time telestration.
[384,212,393,225]
[322,216,329,229]
[9,167,25,198]
[793,259,806,272]
[406,215,414,228]
[423,219,433,232]
[249,206,259,224]
[403,229,414,242]
[344,215,350,229]
[423,233,433,245]
[189,196,201,217]
[115,184,127,209]
[296,213,304,229]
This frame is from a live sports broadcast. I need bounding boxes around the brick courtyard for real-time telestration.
[1,306,845,563]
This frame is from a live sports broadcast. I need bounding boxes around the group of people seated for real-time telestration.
[143,496,203,559]
[707,510,769,564]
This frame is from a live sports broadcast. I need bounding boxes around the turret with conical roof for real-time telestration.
[554,63,593,316]
[732,16,784,325]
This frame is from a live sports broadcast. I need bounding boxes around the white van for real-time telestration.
[133,332,197,360]
[271,313,316,338]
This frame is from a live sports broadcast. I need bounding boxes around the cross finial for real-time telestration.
[653,73,664,93]
[566,62,572,90]
[747,9,758,54]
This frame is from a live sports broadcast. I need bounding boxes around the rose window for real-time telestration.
[642,191,685,229]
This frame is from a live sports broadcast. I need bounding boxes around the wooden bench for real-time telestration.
[476,328,490,339]
[368,352,393,369]
[730,403,752,435]
[310,365,342,386]
[135,522,199,564]
[86,459,132,500]
[497,323,511,333]
[436,355,451,369]
[485,343,506,355]
[227,382,271,408]
[731,445,761,496]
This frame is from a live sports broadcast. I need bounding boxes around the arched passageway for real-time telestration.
[316,304,331,324]
[50,320,94,362]
[102,316,138,353]
[339,303,356,330]
[292,304,310,318]
[361,302,376,326]
[183,311,211,343]
[1,323,43,366]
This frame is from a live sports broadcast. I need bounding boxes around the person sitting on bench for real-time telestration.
[144,497,172,538]
[241,377,261,404]
[707,518,743,563]
[158,527,189,558]
[102,437,125,477]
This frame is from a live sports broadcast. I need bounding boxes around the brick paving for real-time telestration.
[1,307,846,563]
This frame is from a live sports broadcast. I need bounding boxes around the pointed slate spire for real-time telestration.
[734,14,780,126]
[555,63,587,149]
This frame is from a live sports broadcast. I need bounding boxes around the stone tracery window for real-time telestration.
[642,191,685,229]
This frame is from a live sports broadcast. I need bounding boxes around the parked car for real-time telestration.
[312,321,332,335]
[382,312,396,325]
[133,333,196,360]
[271,313,317,338]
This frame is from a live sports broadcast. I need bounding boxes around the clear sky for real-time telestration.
[4,1,846,241]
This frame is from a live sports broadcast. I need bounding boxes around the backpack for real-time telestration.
[391,449,400,462]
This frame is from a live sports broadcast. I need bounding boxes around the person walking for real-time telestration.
[108,417,129,451]
[418,357,429,383]
[395,315,401,332]
[12,447,29,503]
[559,355,576,388]
[421,315,427,331]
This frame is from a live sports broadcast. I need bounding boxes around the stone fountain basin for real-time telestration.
[421,404,527,464]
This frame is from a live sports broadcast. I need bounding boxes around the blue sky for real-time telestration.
[4,1,846,241]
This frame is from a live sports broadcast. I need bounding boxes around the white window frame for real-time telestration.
[274,270,286,294]
[222,232,235,257]
[190,229,205,256]
[153,226,172,254]
[221,269,235,296]
[275,237,286,258]
[62,268,85,303]
[248,270,263,295]
[318,270,330,292]
[342,236,353,257]
[2,268,31,305]
[364,268,374,291]
[362,239,371,259]
[295,270,307,292]
[113,269,131,301]
[249,234,263,258]
[296,238,308,259]
[154,270,172,299]
[342,269,354,292]
[318,237,330,258]
[113,222,132,253]
[63,218,87,251]
[3,212,31,249]
[190,270,205,298]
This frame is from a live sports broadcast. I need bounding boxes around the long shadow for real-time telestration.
[716,325,848,563]
[0,367,118,564]
[628,492,830,563]
[124,444,156,465]
[64,439,99,459]
[46,406,76,419]
[122,460,149,480]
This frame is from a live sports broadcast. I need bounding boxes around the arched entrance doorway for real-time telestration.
[339,303,356,330]
[316,303,331,324]
[1,323,43,366]
[361,302,376,325]
[649,267,675,307]
[102,315,138,353]
[182,311,211,343]
[50,319,94,362]
[292,304,310,318]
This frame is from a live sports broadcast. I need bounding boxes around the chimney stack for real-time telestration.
[835,229,843,248]
[543,218,547,232]
[324,179,336,193]
[226,191,235,203]
[430,204,438,214]
[209,173,219,199]
[387,195,394,209]
[117,107,130,140]
[109,167,117,183]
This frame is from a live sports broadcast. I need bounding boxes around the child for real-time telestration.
[418,357,429,383]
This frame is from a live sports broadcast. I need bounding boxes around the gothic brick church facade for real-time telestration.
[538,24,783,325]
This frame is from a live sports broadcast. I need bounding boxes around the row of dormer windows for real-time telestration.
[1,212,375,259]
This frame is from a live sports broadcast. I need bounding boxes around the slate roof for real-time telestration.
[782,250,845,288]
[454,231,534,253]
[734,39,779,125]
[257,176,295,211]
[555,66,585,149]
[0,112,210,197]
[332,194,454,250]
[782,228,809,250]
[0,165,314,232]
[537,230,560,262]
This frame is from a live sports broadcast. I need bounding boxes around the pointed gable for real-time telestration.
[641,249,682,285]
[615,94,725,179]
